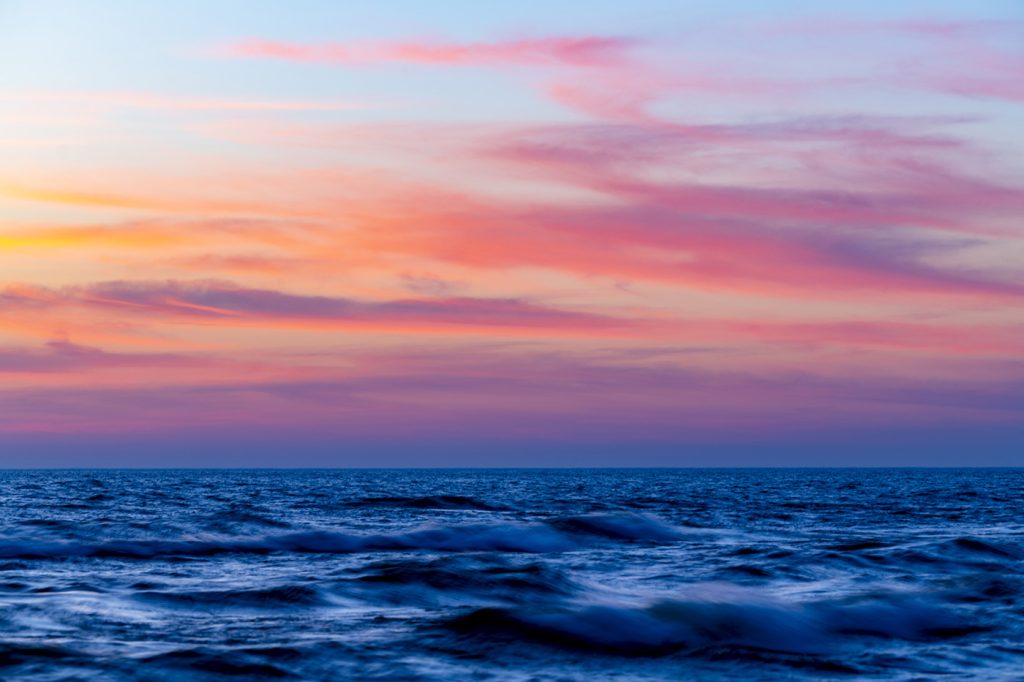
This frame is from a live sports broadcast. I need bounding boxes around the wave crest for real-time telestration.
[0,513,684,560]
[444,585,981,656]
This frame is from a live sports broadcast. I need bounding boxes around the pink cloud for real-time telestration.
[0,340,196,373]
[223,36,636,68]
[0,90,369,112]
[357,200,1024,300]
[0,280,633,335]
[772,17,1024,102]
[9,111,1020,304]
[335,119,1023,300]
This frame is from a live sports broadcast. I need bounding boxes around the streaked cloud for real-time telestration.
[222,36,636,68]
[0,280,631,334]
[3,3,1022,461]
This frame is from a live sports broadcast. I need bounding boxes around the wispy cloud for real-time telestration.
[4,6,1024,456]
[2,345,1021,437]
[0,90,370,113]
[0,340,196,373]
[221,36,636,68]
[0,280,631,335]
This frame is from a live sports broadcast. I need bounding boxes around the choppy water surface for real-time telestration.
[0,469,1021,680]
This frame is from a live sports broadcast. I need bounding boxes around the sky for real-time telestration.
[1,0,1023,466]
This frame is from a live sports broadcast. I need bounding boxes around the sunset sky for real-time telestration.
[2,1,1022,465]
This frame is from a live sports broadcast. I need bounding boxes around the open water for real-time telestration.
[0,468,1021,680]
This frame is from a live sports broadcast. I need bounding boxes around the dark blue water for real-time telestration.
[0,469,1021,680]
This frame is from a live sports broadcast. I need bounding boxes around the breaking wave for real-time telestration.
[444,586,984,656]
[0,512,684,560]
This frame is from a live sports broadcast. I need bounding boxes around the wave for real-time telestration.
[202,508,293,530]
[347,495,510,511]
[826,539,891,552]
[0,644,78,667]
[347,556,579,606]
[947,537,1023,559]
[883,535,1024,570]
[443,585,984,657]
[547,513,685,542]
[140,647,292,678]
[135,584,324,609]
[0,513,684,560]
